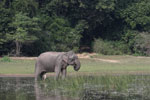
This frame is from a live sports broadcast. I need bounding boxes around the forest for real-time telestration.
[1,0,150,56]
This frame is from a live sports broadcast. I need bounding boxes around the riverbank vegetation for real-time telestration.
[42,75,150,99]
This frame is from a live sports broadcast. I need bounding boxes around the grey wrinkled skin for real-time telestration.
[35,51,81,80]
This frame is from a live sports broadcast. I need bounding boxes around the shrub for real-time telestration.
[133,32,150,56]
[121,30,137,54]
[93,38,113,55]
[93,38,130,55]
[0,56,11,62]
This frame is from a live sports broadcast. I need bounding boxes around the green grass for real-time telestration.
[0,55,150,74]
[68,55,150,74]
[42,75,150,99]
[0,59,35,74]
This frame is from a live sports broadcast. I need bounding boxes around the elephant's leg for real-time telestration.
[35,68,41,81]
[35,62,44,81]
[61,69,67,80]
[35,69,46,81]
[55,67,61,80]
[35,72,42,81]
[40,71,47,80]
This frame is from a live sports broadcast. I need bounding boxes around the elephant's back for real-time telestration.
[37,52,64,72]
[39,52,63,57]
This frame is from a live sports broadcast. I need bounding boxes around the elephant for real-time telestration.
[35,51,81,80]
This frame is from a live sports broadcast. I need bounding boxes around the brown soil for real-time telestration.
[10,53,120,63]
[1,71,150,77]
[10,57,37,60]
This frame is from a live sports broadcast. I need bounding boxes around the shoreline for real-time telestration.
[1,72,150,77]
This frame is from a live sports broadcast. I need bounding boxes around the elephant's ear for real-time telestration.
[62,54,68,63]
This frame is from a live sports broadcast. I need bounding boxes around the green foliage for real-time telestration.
[121,30,137,53]
[0,33,6,45]
[12,0,38,17]
[7,13,38,42]
[0,56,11,62]
[93,38,130,55]
[42,17,82,52]
[0,3,13,46]
[133,32,150,56]
[96,0,116,11]
[6,12,38,56]
[1,0,150,56]
[121,30,150,56]
[120,0,150,30]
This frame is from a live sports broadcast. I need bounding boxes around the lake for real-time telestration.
[0,75,150,100]
[0,77,75,100]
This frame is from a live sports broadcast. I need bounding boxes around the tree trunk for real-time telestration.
[15,40,21,56]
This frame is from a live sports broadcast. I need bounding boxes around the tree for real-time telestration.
[0,0,14,54]
[12,0,38,17]
[7,12,38,56]
[43,0,117,46]
[119,0,150,31]
[42,17,82,52]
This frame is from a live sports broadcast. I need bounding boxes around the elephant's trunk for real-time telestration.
[74,58,81,71]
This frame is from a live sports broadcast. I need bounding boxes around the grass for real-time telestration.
[68,55,150,75]
[1,55,150,74]
[0,59,35,74]
[41,75,150,99]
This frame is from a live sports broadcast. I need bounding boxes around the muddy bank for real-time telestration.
[1,71,150,78]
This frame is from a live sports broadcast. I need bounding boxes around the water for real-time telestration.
[0,77,72,100]
[0,76,150,100]
[81,75,150,100]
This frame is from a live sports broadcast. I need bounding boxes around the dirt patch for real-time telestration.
[92,58,119,63]
[77,53,97,59]
[10,57,37,60]
[10,53,120,63]
[77,53,120,63]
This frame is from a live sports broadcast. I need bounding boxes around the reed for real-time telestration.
[43,75,150,99]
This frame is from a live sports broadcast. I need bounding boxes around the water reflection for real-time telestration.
[0,77,35,100]
[0,77,72,100]
[1,76,150,100]
[35,81,71,100]
[80,76,150,100]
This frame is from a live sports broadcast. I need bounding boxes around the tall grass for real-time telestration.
[0,56,11,62]
[40,75,150,99]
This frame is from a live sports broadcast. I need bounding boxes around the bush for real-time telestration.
[93,38,130,55]
[133,32,150,56]
[0,56,11,62]
[122,30,137,54]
